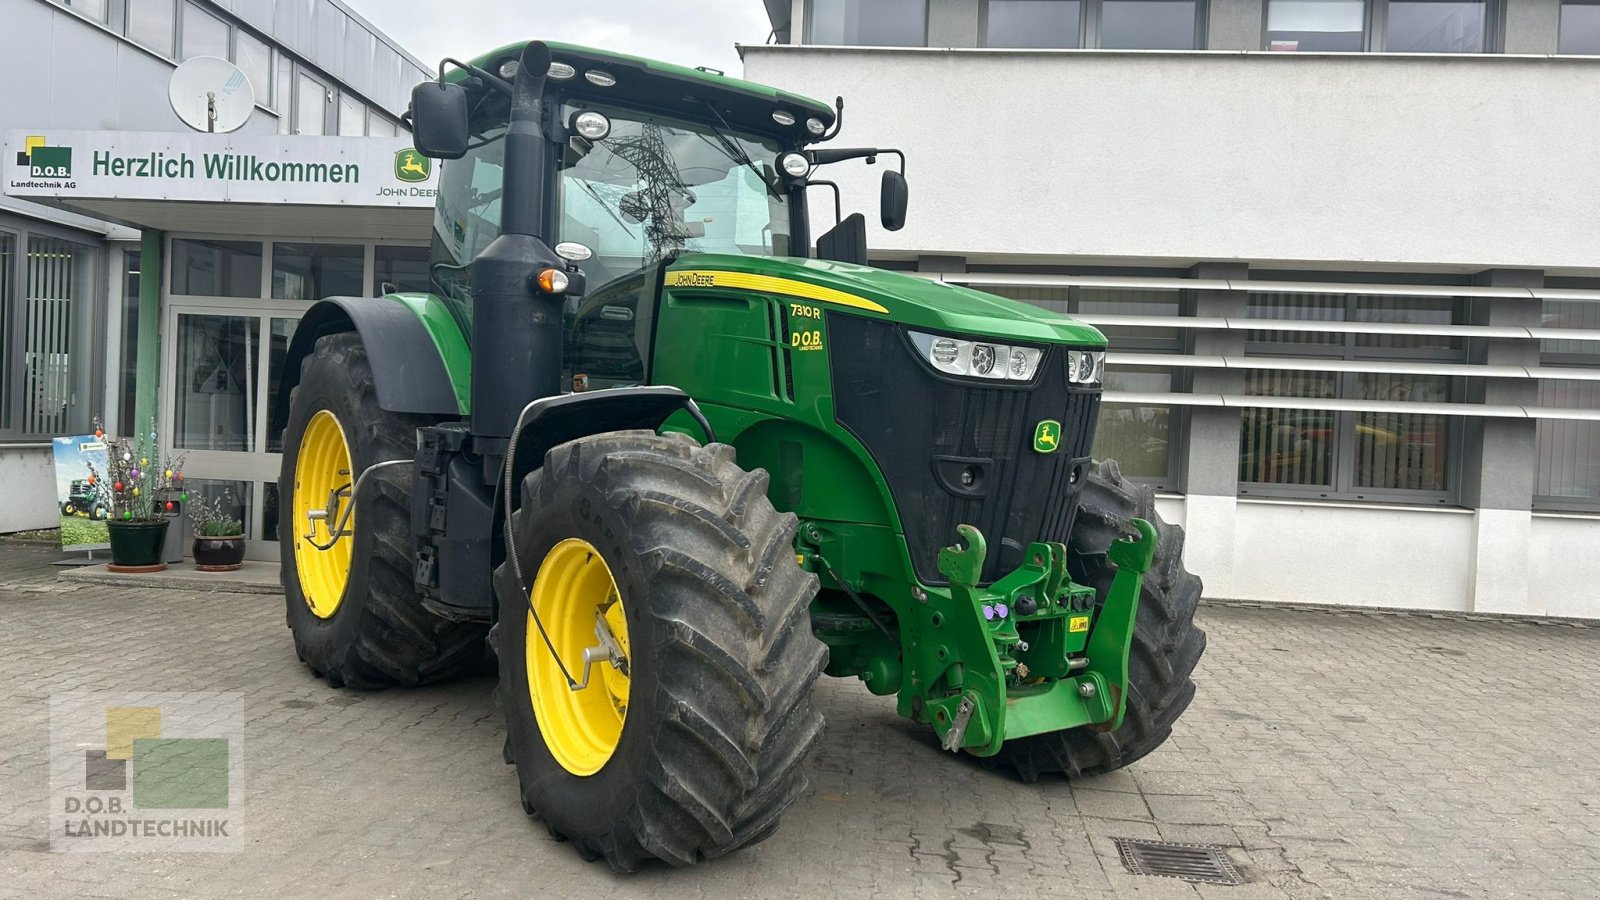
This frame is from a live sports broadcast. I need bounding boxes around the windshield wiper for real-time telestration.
[697,100,782,200]
[576,179,638,236]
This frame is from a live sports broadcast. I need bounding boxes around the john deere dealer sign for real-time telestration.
[4,130,438,206]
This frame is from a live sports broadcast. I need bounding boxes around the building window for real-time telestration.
[367,114,397,138]
[1560,0,1600,54]
[180,1,229,61]
[1267,0,1490,52]
[58,0,109,23]
[1077,288,1184,488]
[1100,0,1202,49]
[1386,0,1485,52]
[275,54,294,130]
[373,246,430,296]
[180,479,251,540]
[127,0,177,57]
[0,232,14,432]
[263,482,282,540]
[808,0,928,46]
[5,234,101,438]
[172,239,262,298]
[295,72,329,135]
[1266,0,1365,50]
[1241,370,1454,493]
[982,0,1201,49]
[1534,299,1600,510]
[338,93,366,137]
[266,318,296,453]
[1239,292,1462,503]
[117,251,141,436]
[271,243,363,301]
[984,0,1084,48]
[275,54,294,118]
[234,31,272,108]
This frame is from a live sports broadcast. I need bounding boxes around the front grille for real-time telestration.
[829,315,1100,585]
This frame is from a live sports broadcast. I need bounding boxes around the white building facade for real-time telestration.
[746,0,1600,617]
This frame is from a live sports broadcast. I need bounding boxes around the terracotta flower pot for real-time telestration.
[106,519,170,571]
[192,535,246,572]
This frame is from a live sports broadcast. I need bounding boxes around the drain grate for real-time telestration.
[1114,838,1245,885]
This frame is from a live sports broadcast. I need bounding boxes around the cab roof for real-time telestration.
[458,41,836,142]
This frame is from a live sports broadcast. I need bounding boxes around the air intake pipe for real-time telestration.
[469,41,564,455]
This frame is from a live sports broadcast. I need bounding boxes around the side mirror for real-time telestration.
[409,82,469,159]
[881,170,908,232]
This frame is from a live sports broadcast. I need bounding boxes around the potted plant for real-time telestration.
[190,489,246,572]
[97,419,186,572]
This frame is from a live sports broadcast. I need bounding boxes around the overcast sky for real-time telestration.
[347,0,775,78]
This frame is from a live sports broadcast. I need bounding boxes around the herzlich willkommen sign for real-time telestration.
[4,130,439,207]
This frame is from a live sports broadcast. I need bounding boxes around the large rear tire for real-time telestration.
[495,431,825,871]
[994,458,1206,781]
[280,332,487,689]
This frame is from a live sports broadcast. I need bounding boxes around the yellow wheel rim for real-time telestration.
[526,538,631,776]
[292,409,355,619]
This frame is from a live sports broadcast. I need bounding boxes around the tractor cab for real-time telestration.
[416,43,905,341]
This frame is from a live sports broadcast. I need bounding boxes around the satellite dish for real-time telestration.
[169,56,255,134]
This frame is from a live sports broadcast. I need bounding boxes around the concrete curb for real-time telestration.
[1201,596,1598,628]
[58,561,282,596]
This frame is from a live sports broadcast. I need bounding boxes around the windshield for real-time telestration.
[430,102,793,315]
[557,102,792,290]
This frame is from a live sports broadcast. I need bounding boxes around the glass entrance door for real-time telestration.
[162,301,277,559]
[161,237,421,560]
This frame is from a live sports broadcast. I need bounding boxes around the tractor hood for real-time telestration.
[664,254,1107,347]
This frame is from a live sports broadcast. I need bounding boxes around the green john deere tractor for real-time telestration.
[275,40,1204,871]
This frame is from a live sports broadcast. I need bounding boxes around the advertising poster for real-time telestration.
[52,434,111,551]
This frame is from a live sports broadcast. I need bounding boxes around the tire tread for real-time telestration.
[500,431,824,870]
[281,333,486,690]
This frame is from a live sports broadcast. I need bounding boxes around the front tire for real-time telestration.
[280,332,486,689]
[994,458,1206,781]
[495,431,825,871]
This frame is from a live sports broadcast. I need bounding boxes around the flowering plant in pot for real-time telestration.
[189,488,246,572]
[97,419,187,572]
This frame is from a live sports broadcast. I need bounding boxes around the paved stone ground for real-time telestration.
[1,540,1597,899]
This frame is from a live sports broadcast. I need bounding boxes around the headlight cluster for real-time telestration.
[910,331,1044,381]
[909,331,1105,385]
[1067,349,1106,385]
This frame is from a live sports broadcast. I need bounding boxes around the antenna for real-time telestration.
[169,56,255,134]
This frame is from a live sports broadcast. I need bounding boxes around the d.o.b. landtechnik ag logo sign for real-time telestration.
[17,135,71,178]
[49,692,243,851]
[12,134,76,188]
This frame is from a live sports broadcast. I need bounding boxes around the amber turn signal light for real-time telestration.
[536,268,570,294]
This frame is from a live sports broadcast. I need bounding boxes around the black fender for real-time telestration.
[272,298,463,439]
[487,386,715,620]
